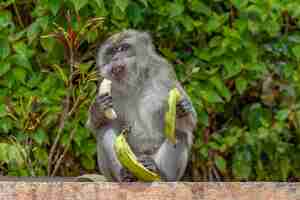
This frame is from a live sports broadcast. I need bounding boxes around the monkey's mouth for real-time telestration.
[111,64,126,81]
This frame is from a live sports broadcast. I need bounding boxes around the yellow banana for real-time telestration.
[114,131,161,181]
[164,87,181,144]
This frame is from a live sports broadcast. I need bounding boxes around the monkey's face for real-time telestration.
[97,30,153,89]
[97,39,138,85]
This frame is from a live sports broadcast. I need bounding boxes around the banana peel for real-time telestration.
[99,79,117,120]
[114,130,161,181]
[164,88,181,144]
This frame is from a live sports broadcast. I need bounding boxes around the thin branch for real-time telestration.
[51,128,76,176]
[47,45,75,175]
[13,2,24,28]
[47,95,71,175]
[67,95,86,117]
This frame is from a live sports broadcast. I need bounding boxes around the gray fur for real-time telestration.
[87,30,197,181]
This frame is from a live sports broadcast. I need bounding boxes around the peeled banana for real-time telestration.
[99,79,117,120]
[114,130,161,181]
[164,87,181,144]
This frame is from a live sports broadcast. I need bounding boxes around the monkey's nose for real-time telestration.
[113,64,125,73]
[111,64,125,79]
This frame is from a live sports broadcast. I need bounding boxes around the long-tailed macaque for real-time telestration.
[86,30,197,181]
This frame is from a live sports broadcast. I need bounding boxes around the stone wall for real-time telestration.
[0,182,298,200]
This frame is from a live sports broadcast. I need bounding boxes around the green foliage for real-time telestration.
[0,0,299,181]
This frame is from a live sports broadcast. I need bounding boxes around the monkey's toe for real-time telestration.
[176,99,193,118]
[120,168,138,182]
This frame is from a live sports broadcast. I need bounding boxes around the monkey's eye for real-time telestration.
[114,43,130,53]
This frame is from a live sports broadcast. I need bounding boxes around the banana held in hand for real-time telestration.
[114,130,161,181]
[164,87,181,144]
[99,79,117,120]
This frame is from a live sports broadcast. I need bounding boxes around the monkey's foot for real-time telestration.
[120,168,138,182]
[138,156,158,173]
[176,98,193,118]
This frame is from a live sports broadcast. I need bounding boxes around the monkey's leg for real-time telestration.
[153,136,189,181]
[97,127,138,182]
[153,98,197,181]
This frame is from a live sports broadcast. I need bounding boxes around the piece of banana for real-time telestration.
[114,130,161,181]
[164,87,181,144]
[99,79,117,120]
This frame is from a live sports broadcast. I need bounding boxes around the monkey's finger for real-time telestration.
[176,98,189,107]
[177,99,193,113]
[176,109,188,118]
[96,94,112,103]
[102,101,113,110]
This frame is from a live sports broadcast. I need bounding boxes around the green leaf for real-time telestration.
[210,75,231,102]
[48,0,61,15]
[13,67,27,83]
[190,0,210,16]
[292,45,300,59]
[224,61,242,78]
[0,143,8,162]
[243,103,272,130]
[0,104,7,118]
[198,110,209,126]
[215,155,227,173]
[0,10,13,29]
[41,37,56,52]
[0,38,10,59]
[232,0,248,9]
[80,156,96,170]
[72,0,88,13]
[7,145,25,167]
[114,0,129,12]
[33,147,48,166]
[127,2,144,26]
[78,62,93,73]
[94,0,104,8]
[81,139,97,156]
[207,14,222,33]
[32,129,48,145]
[275,109,290,121]
[199,88,224,103]
[233,145,252,179]
[138,0,148,7]
[27,20,41,44]
[168,3,184,18]
[0,62,11,76]
[280,157,290,180]
[235,76,248,94]
[9,54,32,70]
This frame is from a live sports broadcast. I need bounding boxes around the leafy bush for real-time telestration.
[0,0,300,180]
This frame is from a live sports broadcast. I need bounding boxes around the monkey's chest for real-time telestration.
[127,125,164,155]
[113,93,167,155]
[118,106,165,155]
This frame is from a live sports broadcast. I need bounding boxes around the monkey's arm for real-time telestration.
[154,86,197,181]
[86,93,114,135]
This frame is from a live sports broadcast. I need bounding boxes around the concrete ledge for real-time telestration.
[0,182,298,200]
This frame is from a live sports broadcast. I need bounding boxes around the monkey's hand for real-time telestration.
[176,98,194,118]
[88,94,114,129]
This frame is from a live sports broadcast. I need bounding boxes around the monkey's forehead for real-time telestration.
[106,30,146,45]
